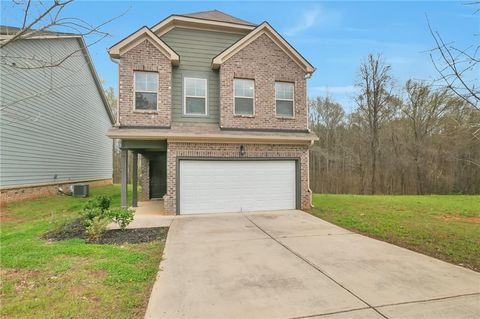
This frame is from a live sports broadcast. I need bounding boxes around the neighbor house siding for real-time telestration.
[160,28,245,123]
[0,38,112,188]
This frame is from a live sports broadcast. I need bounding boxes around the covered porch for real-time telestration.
[119,140,167,211]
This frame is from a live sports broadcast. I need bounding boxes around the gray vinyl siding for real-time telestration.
[0,38,112,188]
[160,28,245,123]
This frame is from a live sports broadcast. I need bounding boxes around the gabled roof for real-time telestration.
[151,12,255,36]
[181,10,255,26]
[212,22,315,74]
[1,25,114,124]
[108,26,180,64]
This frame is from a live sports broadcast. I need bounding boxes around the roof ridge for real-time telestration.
[178,9,255,26]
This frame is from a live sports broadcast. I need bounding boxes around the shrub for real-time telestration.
[80,207,103,222]
[85,216,110,240]
[95,195,111,211]
[79,195,135,239]
[83,195,111,212]
[108,207,135,230]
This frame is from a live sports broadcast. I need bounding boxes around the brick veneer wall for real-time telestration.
[118,39,171,127]
[163,142,311,214]
[0,178,112,205]
[219,34,308,130]
[139,154,150,200]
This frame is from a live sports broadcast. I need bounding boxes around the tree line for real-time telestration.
[309,54,479,195]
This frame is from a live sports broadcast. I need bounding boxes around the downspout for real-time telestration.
[305,71,315,208]
[109,56,121,127]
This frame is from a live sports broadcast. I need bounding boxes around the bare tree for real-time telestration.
[426,3,479,111]
[355,54,396,194]
[1,1,125,122]
[309,96,345,192]
[1,0,125,69]
[402,80,450,193]
[308,90,479,195]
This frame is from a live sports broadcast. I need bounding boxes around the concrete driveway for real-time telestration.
[145,210,480,319]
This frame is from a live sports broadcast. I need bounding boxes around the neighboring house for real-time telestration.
[0,26,114,203]
[107,10,318,214]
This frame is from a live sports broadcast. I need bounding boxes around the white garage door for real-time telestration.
[179,160,296,214]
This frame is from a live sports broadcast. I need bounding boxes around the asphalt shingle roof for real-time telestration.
[179,10,255,26]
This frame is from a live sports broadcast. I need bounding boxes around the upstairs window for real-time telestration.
[234,79,254,116]
[275,82,294,117]
[184,77,207,115]
[134,71,158,110]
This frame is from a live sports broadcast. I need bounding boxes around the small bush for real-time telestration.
[85,216,110,240]
[83,195,111,212]
[108,207,135,230]
[96,195,111,211]
[80,207,103,222]
[79,195,135,239]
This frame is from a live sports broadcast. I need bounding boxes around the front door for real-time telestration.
[149,155,167,199]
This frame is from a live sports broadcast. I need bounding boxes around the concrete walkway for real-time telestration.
[145,210,480,319]
[108,201,173,229]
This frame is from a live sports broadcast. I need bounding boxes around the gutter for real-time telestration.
[109,56,121,127]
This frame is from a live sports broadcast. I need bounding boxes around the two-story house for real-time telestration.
[107,10,317,214]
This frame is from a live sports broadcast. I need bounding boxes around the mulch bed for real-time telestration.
[42,219,168,245]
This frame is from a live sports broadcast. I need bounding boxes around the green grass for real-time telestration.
[309,194,480,271]
[0,185,164,319]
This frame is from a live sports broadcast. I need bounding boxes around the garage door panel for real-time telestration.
[179,160,296,214]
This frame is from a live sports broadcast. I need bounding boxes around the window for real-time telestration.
[275,82,294,117]
[234,79,254,115]
[134,71,158,110]
[184,77,207,115]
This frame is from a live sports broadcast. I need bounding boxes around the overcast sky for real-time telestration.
[2,0,477,112]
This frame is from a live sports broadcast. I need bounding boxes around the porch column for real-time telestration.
[132,151,138,208]
[121,148,128,208]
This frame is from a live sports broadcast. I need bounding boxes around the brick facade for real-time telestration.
[118,39,172,127]
[163,142,311,214]
[219,34,308,130]
[0,179,112,205]
[139,154,150,200]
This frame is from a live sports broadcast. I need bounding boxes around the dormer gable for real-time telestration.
[212,22,315,74]
[108,26,179,64]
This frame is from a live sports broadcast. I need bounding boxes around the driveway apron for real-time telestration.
[145,210,480,319]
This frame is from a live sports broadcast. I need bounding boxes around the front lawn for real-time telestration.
[309,194,480,272]
[0,185,165,319]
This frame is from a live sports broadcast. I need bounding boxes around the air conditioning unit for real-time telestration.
[71,184,89,197]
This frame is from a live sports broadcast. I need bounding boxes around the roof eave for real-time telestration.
[107,26,179,65]
[151,15,256,36]
[76,37,115,124]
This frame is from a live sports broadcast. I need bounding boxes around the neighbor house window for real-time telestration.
[184,77,207,115]
[275,82,294,117]
[234,79,254,115]
[134,71,158,110]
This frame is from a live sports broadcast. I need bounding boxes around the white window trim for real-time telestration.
[133,71,159,112]
[275,81,295,119]
[233,78,255,117]
[183,77,208,116]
